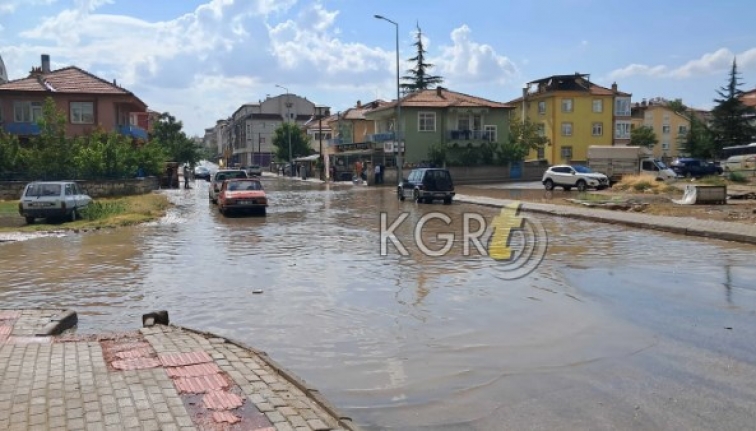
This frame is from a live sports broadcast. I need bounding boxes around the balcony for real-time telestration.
[447,130,493,141]
[327,138,343,147]
[3,122,41,136]
[117,124,149,140]
[366,132,396,143]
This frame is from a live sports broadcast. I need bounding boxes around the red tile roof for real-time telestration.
[0,66,147,108]
[370,88,513,114]
[741,88,756,108]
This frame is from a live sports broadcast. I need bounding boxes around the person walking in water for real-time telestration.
[183,165,190,189]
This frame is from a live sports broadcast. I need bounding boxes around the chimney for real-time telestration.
[436,86,443,97]
[356,100,362,108]
[611,82,618,93]
[41,54,51,74]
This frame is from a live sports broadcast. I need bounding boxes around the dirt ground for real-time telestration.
[456,183,756,225]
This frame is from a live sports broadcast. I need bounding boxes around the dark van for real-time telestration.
[398,168,455,204]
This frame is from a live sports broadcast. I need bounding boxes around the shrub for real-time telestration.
[633,181,652,192]
[728,171,748,183]
[80,200,128,220]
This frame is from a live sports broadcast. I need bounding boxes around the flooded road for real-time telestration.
[1,176,755,430]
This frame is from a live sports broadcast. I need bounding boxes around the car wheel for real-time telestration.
[259,208,267,217]
[443,197,452,205]
[576,180,587,192]
[398,188,405,201]
[563,186,572,191]
[544,179,554,191]
[25,216,35,225]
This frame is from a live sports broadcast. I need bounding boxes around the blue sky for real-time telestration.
[2,0,756,136]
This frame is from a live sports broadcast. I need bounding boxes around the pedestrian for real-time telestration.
[374,163,380,185]
[183,165,190,188]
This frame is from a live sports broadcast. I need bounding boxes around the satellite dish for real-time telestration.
[0,54,8,84]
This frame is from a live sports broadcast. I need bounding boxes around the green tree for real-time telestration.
[400,23,444,93]
[151,113,201,164]
[710,58,756,150]
[272,122,312,161]
[500,118,550,164]
[630,125,659,148]
[667,99,688,113]
[678,112,716,159]
[427,141,447,166]
[0,131,23,180]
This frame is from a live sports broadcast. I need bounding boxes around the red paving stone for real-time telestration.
[114,347,155,359]
[0,325,11,335]
[158,351,213,367]
[0,311,20,320]
[166,363,222,378]
[212,411,242,424]
[202,390,244,410]
[111,357,162,371]
[105,341,153,353]
[174,374,230,394]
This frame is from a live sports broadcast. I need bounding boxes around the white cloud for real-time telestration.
[0,0,57,15]
[433,25,518,86]
[608,47,756,81]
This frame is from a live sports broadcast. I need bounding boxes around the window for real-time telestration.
[592,99,603,113]
[662,140,670,151]
[561,122,573,136]
[615,121,632,139]
[70,102,94,124]
[662,125,670,134]
[538,101,546,114]
[592,122,603,136]
[484,125,497,142]
[537,123,545,137]
[13,101,43,123]
[678,125,688,135]
[457,114,482,130]
[561,146,573,159]
[644,112,653,121]
[418,112,436,132]
[614,97,631,116]
[561,98,573,112]
[537,146,545,159]
[663,114,670,122]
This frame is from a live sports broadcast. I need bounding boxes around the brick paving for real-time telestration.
[455,193,756,245]
[0,309,358,431]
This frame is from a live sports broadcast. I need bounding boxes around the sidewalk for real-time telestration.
[0,309,359,431]
[455,193,756,245]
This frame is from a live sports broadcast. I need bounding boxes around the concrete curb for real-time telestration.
[171,324,363,431]
[456,195,756,246]
[37,309,78,336]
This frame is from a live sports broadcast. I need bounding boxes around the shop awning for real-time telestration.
[293,154,320,162]
[333,149,376,156]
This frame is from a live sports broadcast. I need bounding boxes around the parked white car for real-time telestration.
[542,165,610,191]
[18,181,93,224]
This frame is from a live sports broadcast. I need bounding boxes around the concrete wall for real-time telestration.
[372,165,546,187]
[0,177,159,200]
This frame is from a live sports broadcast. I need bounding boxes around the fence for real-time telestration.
[0,177,160,201]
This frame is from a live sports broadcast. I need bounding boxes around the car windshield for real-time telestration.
[25,183,62,197]
[572,165,593,173]
[656,161,668,169]
[227,180,262,191]
[216,171,246,181]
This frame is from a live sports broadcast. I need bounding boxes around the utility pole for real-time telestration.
[276,84,293,176]
[258,132,261,166]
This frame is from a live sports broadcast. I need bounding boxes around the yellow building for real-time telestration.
[509,73,632,164]
[630,98,694,160]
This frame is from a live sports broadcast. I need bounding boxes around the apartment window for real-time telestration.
[13,101,43,123]
[592,99,603,113]
[662,125,670,134]
[418,112,436,132]
[662,140,670,151]
[537,101,546,114]
[592,122,603,136]
[561,146,573,159]
[484,125,497,142]
[678,125,688,135]
[561,122,573,136]
[614,97,631,116]
[458,114,482,131]
[537,123,545,137]
[561,98,574,113]
[537,146,545,159]
[615,121,632,139]
[70,102,94,124]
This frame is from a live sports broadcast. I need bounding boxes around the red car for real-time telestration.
[217,179,268,216]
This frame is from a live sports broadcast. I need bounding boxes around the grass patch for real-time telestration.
[698,175,727,186]
[0,193,171,233]
[575,192,623,203]
[728,171,749,183]
[613,174,669,194]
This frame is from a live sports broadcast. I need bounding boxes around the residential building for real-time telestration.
[323,100,389,179]
[364,87,513,165]
[509,73,632,164]
[740,88,756,131]
[630,97,694,159]
[0,54,7,84]
[0,54,149,141]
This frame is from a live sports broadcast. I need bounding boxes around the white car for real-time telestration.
[542,165,610,191]
[18,181,93,224]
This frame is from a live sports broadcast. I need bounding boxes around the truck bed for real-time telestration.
[588,158,638,182]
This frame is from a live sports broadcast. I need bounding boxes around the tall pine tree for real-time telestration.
[710,58,756,152]
[400,23,444,93]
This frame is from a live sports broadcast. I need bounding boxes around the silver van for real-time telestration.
[723,155,756,173]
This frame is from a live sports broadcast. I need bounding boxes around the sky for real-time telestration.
[2,0,756,136]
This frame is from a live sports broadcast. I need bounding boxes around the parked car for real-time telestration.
[194,166,211,181]
[209,169,249,204]
[723,155,756,173]
[18,181,93,224]
[398,168,455,204]
[669,158,721,178]
[217,178,267,216]
[247,165,262,177]
[542,165,610,191]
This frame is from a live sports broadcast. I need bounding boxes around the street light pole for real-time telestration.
[276,84,293,176]
[374,14,403,183]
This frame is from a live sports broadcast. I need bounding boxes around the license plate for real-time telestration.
[238,200,252,205]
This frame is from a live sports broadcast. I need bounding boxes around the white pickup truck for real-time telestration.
[587,146,678,184]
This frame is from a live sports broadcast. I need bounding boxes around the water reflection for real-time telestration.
[1,178,755,430]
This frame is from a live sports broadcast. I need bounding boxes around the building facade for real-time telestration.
[630,98,693,159]
[510,73,631,164]
[0,54,149,141]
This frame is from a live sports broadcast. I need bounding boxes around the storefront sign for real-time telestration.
[336,142,374,152]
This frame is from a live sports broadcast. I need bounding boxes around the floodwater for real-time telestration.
[1,176,755,430]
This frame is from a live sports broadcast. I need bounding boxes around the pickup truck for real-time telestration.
[669,158,721,178]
